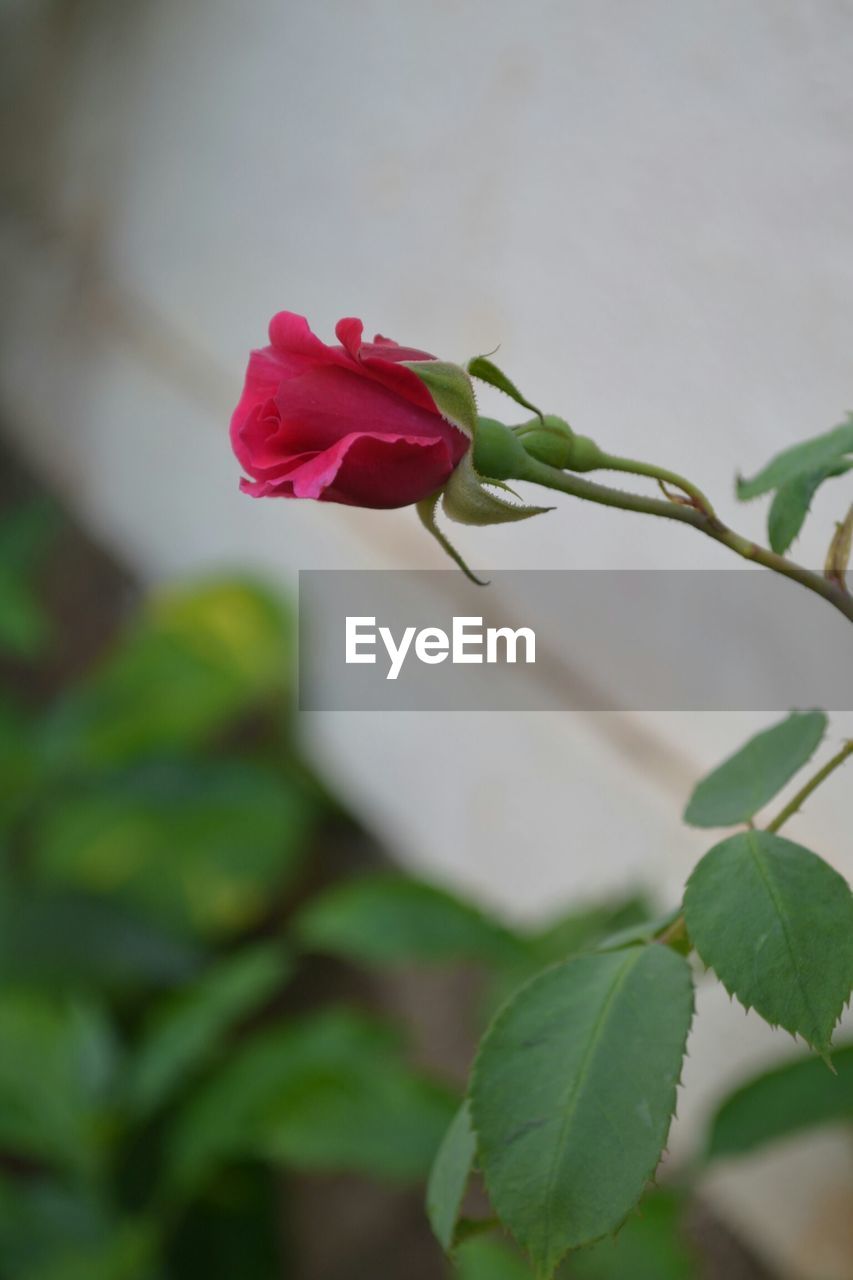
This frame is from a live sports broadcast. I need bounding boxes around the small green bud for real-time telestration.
[516,415,575,469]
[568,434,605,472]
[472,416,532,480]
[517,416,604,473]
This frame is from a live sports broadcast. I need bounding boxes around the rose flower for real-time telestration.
[230,312,469,509]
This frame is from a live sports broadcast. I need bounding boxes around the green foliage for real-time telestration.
[767,461,853,553]
[0,694,38,830]
[295,873,528,968]
[470,894,656,1022]
[32,760,314,937]
[452,1235,533,1280]
[469,947,694,1278]
[530,895,654,964]
[596,906,682,952]
[39,578,291,770]
[565,1188,697,1280]
[0,991,117,1178]
[0,502,57,660]
[684,830,853,1053]
[683,710,826,828]
[427,1101,477,1252]
[0,556,466,1276]
[127,942,291,1117]
[450,1189,698,1280]
[166,1007,457,1192]
[706,1043,853,1159]
[737,418,853,552]
[4,494,852,1277]
[0,1181,156,1280]
[737,418,853,501]
[479,894,656,1018]
[166,1166,282,1280]
[0,889,204,993]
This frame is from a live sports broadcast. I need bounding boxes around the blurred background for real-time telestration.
[1,2,852,1277]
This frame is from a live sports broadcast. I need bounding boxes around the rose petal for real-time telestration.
[334,316,365,360]
[297,432,457,508]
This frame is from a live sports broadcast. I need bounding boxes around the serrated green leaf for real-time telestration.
[737,418,853,501]
[128,942,290,1117]
[468,357,544,423]
[166,1008,456,1191]
[683,710,827,828]
[684,830,853,1052]
[295,874,527,969]
[470,947,694,1277]
[483,896,653,1021]
[428,1101,477,1253]
[767,461,853,554]
[566,1188,696,1280]
[706,1042,853,1160]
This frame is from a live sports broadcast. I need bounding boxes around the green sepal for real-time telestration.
[407,362,551,577]
[467,356,545,424]
[416,493,488,586]
[442,452,552,528]
[404,360,479,439]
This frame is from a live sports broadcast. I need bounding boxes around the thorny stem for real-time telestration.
[594,452,716,518]
[766,740,853,834]
[486,448,853,954]
[518,455,853,626]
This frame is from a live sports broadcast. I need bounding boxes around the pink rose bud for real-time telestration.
[230,312,470,509]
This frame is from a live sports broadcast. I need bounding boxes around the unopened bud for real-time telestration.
[517,417,604,473]
[516,415,575,469]
[472,417,532,480]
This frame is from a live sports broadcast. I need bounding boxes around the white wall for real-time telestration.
[2,3,853,1274]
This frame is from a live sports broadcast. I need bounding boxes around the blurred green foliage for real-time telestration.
[2,500,838,1279]
[451,1188,698,1280]
[0,503,474,1277]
